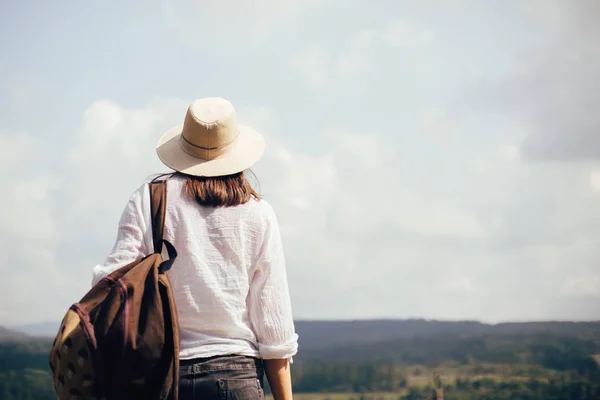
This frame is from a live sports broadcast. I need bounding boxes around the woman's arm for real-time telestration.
[247,203,298,399]
[91,184,149,286]
[264,358,293,400]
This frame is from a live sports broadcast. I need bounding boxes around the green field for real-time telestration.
[267,392,401,400]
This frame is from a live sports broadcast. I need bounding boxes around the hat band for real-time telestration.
[180,131,239,150]
[179,132,239,160]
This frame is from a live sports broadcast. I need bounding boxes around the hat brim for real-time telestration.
[156,123,265,177]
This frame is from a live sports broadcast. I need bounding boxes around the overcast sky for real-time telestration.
[1,0,599,326]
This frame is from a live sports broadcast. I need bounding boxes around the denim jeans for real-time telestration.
[179,354,265,399]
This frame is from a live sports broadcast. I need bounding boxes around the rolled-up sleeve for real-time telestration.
[91,184,149,286]
[247,204,299,360]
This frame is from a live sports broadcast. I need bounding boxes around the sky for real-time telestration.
[1,0,599,326]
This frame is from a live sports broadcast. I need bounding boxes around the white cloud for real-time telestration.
[0,132,36,170]
[561,273,600,298]
[497,145,521,162]
[164,0,329,48]
[382,21,435,48]
[3,0,600,326]
[0,133,60,242]
[237,106,278,138]
[479,0,600,161]
[419,108,461,139]
[328,130,396,170]
[289,19,435,90]
[2,91,600,325]
[267,149,336,238]
[62,98,186,222]
[590,169,600,192]
[288,45,332,92]
[260,127,493,321]
[6,80,30,107]
[287,32,375,92]
[276,148,292,163]
[245,118,597,320]
[0,132,61,324]
[440,276,481,296]
[336,31,375,79]
[396,203,486,239]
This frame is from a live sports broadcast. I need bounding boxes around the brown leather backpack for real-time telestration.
[48,180,180,399]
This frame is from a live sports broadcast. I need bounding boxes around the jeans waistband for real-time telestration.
[180,354,263,373]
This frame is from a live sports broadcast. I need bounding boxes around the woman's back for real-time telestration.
[94,174,297,361]
[94,97,297,399]
[163,176,293,359]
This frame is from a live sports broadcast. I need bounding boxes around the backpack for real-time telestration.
[48,180,180,400]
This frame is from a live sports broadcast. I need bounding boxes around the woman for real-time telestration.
[92,97,298,399]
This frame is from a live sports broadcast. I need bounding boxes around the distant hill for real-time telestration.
[5,318,599,346]
[294,319,600,350]
[0,326,31,342]
[11,321,59,337]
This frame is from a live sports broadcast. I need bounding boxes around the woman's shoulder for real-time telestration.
[122,173,178,212]
[235,199,280,239]
[136,173,279,223]
[241,197,278,222]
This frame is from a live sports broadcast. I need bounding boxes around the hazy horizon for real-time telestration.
[6,316,600,334]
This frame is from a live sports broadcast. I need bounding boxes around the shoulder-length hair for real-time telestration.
[170,170,261,207]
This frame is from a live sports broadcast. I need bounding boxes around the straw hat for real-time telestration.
[156,97,265,177]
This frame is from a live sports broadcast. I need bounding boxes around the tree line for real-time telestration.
[1,331,600,399]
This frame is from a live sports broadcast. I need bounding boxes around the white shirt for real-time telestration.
[92,175,298,361]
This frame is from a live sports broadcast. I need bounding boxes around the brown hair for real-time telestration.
[172,171,261,208]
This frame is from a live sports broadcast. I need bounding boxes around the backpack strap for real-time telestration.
[149,180,177,273]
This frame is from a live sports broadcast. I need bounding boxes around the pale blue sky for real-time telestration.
[1,0,599,326]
